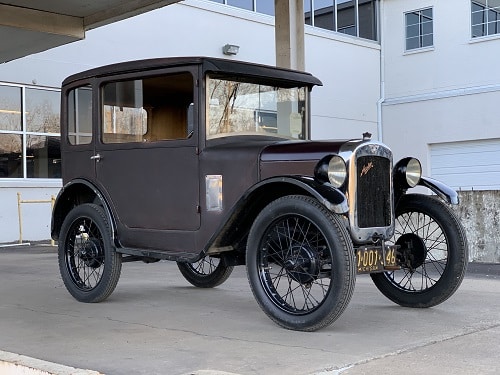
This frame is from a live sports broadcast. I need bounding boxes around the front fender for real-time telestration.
[418,176,459,205]
[255,176,349,214]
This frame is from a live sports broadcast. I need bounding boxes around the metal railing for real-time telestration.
[17,192,56,246]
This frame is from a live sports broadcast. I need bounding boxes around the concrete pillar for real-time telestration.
[274,0,305,71]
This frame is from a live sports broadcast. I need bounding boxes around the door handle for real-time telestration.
[90,154,101,162]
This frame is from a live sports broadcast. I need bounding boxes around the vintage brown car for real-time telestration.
[51,57,468,331]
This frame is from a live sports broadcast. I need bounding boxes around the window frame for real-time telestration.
[404,7,434,52]
[471,0,500,39]
[95,68,198,150]
[0,82,61,180]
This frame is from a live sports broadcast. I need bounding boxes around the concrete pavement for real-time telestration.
[0,245,499,375]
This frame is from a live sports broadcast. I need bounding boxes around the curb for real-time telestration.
[0,350,103,375]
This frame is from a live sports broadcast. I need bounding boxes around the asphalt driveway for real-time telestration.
[0,245,499,375]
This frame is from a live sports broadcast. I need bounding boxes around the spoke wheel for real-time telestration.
[247,195,355,331]
[371,194,468,308]
[177,256,233,288]
[58,204,122,302]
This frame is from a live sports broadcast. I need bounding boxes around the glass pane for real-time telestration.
[256,0,274,15]
[489,0,500,10]
[337,0,356,32]
[422,8,433,19]
[422,34,433,47]
[207,77,307,140]
[68,86,92,145]
[358,0,377,40]
[25,88,60,133]
[472,24,486,37]
[314,0,334,30]
[304,0,312,25]
[472,8,486,25]
[406,36,420,50]
[0,133,22,178]
[102,73,194,144]
[227,0,253,11]
[422,20,433,35]
[406,24,419,38]
[0,85,21,131]
[406,12,420,26]
[488,20,499,34]
[26,135,61,178]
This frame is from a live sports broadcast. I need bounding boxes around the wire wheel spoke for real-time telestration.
[65,217,105,291]
[259,215,331,314]
[192,257,218,275]
[390,210,449,292]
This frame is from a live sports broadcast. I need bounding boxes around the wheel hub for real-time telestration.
[79,238,104,268]
[396,233,427,270]
[283,245,320,284]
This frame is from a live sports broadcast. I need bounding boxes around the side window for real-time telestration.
[68,86,92,145]
[101,73,194,144]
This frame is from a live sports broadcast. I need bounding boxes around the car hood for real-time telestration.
[260,140,345,179]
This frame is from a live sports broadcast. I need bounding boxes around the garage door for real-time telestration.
[430,138,500,191]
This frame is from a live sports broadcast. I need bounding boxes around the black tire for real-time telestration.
[371,194,468,308]
[246,195,356,331]
[58,203,122,302]
[177,256,234,288]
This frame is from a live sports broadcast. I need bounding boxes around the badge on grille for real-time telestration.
[360,161,374,177]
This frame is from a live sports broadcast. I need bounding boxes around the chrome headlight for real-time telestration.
[394,157,422,188]
[314,155,347,188]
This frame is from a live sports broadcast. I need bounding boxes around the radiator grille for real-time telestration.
[356,156,391,228]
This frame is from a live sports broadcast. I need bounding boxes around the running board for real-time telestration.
[117,247,196,263]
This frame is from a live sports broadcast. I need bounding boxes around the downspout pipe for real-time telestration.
[377,0,385,142]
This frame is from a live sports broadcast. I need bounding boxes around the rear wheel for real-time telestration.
[58,204,122,302]
[177,256,233,288]
[246,195,356,331]
[371,194,468,307]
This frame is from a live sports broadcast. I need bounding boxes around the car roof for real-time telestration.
[61,56,323,88]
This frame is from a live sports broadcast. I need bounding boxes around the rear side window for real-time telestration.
[101,73,194,144]
[67,85,92,145]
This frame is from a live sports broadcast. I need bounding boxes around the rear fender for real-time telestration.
[51,179,116,241]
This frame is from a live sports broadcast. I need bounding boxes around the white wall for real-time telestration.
[381,0,500,177]
[0,181,61,244]
[0,0,381,243]
[306,28,380,140]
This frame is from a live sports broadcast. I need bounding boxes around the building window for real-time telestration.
[305,0,379,41]
[206,0,379,41]
[208,0,275,15]
[472,0,500,38]
[0,83,61,179]
[405,8,433,51]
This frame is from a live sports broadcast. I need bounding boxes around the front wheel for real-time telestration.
[246,195,356,331]
[58,203,122,302]
[371,194,468,307]
[177,256,233,288]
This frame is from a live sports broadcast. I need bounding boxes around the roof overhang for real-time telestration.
[0,0,181,63]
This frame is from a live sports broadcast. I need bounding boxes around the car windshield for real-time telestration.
[206,75,308,140]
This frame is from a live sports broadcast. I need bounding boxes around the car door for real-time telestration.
[92,70,200,239]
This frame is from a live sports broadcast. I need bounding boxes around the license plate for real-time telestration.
[356,245,398,274]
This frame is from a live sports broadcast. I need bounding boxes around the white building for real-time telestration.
[381,0,500,190]
[0,0,498,260]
